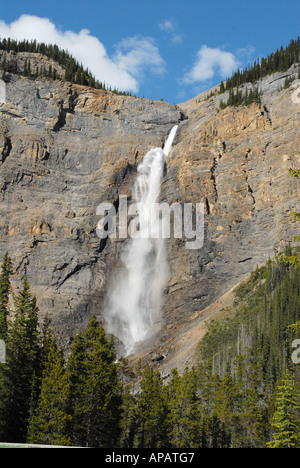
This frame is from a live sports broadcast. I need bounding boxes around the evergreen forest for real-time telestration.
[1,36,300,104]
[218,37,300,109]
[0,250,299,448]
[225,37,300,90]
[0,37,133,96]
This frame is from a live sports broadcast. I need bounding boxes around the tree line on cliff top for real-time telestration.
[1,36,300,103]
[0,37,133,96]
[204,37,300,109]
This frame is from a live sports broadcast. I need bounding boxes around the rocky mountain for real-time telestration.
[0,57,299,372]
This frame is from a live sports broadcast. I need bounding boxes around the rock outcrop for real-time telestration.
[143,67,300,372]
[0,64,299,369]
[0,73,183,345]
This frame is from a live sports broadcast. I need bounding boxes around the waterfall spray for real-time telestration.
[105,126,178,354]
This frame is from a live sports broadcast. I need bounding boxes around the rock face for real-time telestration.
[146,68,300,371]
[0,65,299,365]
[0,73,183,345]
[0,50,66,79]
[163,75,299,319]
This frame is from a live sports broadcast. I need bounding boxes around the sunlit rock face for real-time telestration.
[0,72,182,347]
[0,63,299,362]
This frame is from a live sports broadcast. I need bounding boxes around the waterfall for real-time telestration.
[105,125,178,354]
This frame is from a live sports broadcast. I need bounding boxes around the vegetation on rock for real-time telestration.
[219,37,300,109]
[0,37,133,96]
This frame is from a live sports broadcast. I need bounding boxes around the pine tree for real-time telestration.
[27,60,31,78]
[2,276,41,442]
[27,332,71,446]
[166,367,202,448]
[134,365,169,448]
[267,371,300,448]
[166,368,185,447]
[1,57,7,81]
[23,59,28,76]
[282,168,300,266]
[118,385,138,448]
[0,253,12,440]
[67,315,122,447]
[203,413,231,448]
[214,372,242,446]
[0,253,13,341]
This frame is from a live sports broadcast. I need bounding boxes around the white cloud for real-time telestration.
[0,14,166,93]
[171,34,183,45]
[114,36,166,78]
[183,45,239,84]
[159,19,176,33]
[236,45,256,67]
[159,18,183,44]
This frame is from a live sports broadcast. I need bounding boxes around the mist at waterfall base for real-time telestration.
[105,126,178,355]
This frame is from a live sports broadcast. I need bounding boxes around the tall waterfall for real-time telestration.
[105,125,178,354]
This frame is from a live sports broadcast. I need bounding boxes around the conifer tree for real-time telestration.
[166,368,185,447]
[67,315,122,447]
[118,385,138,448]
[0,253,12,439]
[166,367,202,448]
[267,371,300,448]
[27,332,71,446]
[134,365,169,448]
[0,253,12,341]
[2,276,41,442]
[27,60,31,78]
[289,168,300,259]
[23,58,28,76]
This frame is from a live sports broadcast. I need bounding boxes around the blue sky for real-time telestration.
[0,0,299,103]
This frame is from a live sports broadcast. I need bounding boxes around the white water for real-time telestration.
[105,126,178,354]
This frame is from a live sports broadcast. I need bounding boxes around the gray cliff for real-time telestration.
[0,66,299,368]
